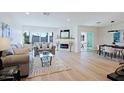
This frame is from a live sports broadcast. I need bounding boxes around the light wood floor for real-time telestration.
[23,51,121,81]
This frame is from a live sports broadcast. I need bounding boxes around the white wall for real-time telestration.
[72,26,79,52]
[98,23,124,45]
[0,14,23,44]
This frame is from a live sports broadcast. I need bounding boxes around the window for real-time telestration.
[40,33,48,42]
[32,32,53,43]
[49,32,53,42]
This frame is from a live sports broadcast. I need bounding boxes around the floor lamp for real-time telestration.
[0,38,10,69]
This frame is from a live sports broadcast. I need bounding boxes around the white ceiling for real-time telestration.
[1,12,124,27]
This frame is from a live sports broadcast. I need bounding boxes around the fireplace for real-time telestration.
[60,44,69,49]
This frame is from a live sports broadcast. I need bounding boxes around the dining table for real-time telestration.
[99,44,124,55]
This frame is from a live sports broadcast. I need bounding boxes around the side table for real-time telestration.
[0,66,20,81]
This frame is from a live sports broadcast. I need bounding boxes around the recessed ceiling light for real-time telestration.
[25,12,30,15]
[43,12,50,16]
[96,22,101,24]
[111,21,115,23]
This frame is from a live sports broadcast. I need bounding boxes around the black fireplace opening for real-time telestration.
[60,44,69,49]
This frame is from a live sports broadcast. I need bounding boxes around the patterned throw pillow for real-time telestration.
[2,50,13,57]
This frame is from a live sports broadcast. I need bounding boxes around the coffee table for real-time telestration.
[39,51,53,67]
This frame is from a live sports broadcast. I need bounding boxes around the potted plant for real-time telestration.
[23,32,30,44]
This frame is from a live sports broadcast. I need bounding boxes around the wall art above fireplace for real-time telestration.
[60,29,70,39]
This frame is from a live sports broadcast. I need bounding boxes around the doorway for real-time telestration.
[80,32,93,51]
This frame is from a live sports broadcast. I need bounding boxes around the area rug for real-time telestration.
[28,56,71,78]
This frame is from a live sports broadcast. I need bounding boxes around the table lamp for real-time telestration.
[0,37,10,69]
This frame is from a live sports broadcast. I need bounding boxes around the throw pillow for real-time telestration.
[7,47,14,54]
[16,43,23,48]
[36,43,40,49]
[2,50,13,57]
[2,51,7,57]
[40,43,42,48]
[6,51,13,56]
[49,43,53,49]
[11,44,18,49]
[42,43,47,49]
[46,43,49,48]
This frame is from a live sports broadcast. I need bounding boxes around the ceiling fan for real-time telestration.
[43,12,50,16]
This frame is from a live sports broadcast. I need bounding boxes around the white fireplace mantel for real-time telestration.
[56,38,74,51]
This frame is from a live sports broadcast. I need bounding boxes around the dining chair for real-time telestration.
[115,48,124,59]
[104,47,116,59]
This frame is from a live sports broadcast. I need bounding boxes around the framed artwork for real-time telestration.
[113,32,120,42]
[81,35,85,41]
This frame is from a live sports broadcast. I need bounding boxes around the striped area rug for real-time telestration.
[28,56,71,78]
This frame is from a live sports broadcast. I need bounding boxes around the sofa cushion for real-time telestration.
[7,47,14,54]
[16,43,23,48]
[42,43,48,49]
[35,43,41,49]
[13,48,29,55]
[11,44,18,49]
[49,43,53,49]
